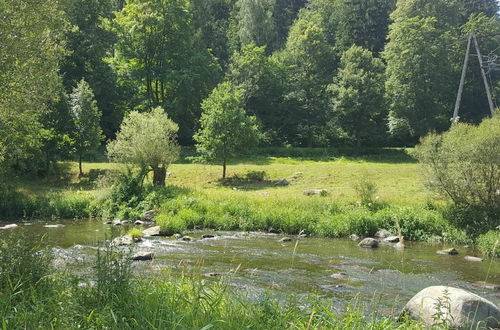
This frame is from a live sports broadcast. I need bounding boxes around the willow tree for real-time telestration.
[107,107,180,186]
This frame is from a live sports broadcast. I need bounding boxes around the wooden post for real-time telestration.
[473,33,496,116]
[452,34,472,123]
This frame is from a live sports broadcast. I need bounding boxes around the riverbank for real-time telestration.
[1,149,498,256]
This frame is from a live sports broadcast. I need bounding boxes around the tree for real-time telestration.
[107,0,220,144]
[227,43,288,144]
[383,9,456,140]
[107,107,180,186]
[278,13,335,146]
[236,0,277,51]
[328,46,386,146]
[194,82,260,178]
[70,79,103,176]
[0,0,66,171]
[60,0,122,139]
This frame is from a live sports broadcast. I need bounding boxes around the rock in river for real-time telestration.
[279,237,293,243]
[437,248,458,255]
[0,224,18,230]
[384,236,400,243]
[464,256,483,262]
[112,235,134,246]
[202,234,215,239]
[142,226,166,237]
[44,224,65,228]
[472,281,500,290]
[358,238,378,248]
[130,252,153,261]
[401,286,500,329]
[141,210,155,222]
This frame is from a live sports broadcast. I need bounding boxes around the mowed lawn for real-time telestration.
[19,149,439,206]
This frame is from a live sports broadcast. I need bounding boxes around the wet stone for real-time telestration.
[358,238,379,248]
[472,281,500,290]
[437,248,458,255]
[202,234,215,239]
[384,236,400,243]
[131,252,153,261]
[279,237,293,243]
[464,256,483,262]
[330,272,349,280]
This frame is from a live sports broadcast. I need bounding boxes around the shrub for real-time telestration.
[477,230,500,257]
[412,114,500,214]
[353,177,378,206]
[128,228,143,241]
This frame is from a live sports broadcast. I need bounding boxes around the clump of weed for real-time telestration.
[477,230,500,257]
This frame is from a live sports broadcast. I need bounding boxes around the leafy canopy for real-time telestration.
[107,107,180,176]
[194,82,261,177]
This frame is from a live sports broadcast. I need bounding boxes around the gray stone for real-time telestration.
[303,189,328,196]
[134,220,144,225]
[112,219,122,226]
[375,230,391,239]
[464,256,483,262]
[437,248,459,255]
[384,236,400,243]
[173,233,182,239]
[349,234,360,241]
[472,281,500,290]
[202,234,215,239]
[330,272,349,280]
[112,235,134,246]
[180,236,193,241]
[104,220,113,225]
[0,224,18,230]
[401,286,500,329]
[142,226,162,237]
[394,241,405,249]
[131,252,153,261]
[275,179,290,186]
[279,237,293,243]
[358,238,379,248]
[141,210,155,222]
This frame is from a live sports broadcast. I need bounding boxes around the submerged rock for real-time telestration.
[104,220,113,225]
[437,248,459,255]
[44,224,65,228]
[131,252,153,261]
[202,234,215,239]
[204,272,223,278]
[180,236,193,241]
[358,238,378,248]
[330,272,349,280]
[112,219,122,226]
[134,220,144,225]
[279,237,293,243]
[472,281,500,290]
[464,256,483,262]
[173,233,182,239]
[112,235,134,246]
[401,286,500,329]
[394,241,405,250]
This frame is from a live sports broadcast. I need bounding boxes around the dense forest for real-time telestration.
[1,0,499,176]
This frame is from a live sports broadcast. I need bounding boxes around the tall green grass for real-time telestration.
[156,193,471,244]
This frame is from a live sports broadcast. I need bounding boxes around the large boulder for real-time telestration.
[402,286,500,329]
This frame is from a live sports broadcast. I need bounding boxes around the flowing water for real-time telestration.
[1,219,499,315]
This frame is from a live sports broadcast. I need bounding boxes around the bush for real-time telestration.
[412,114,500,215]
[477,230,500,257]
[155,213,187,235]
[353,177,378,206]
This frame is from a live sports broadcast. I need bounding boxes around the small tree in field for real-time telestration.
[194,82,261,179]
[412,113,500,213]
[107,107,180,186]
[70,79,103,176]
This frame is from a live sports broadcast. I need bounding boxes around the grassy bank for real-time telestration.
[0,232,421,329]
[1,148,497,254]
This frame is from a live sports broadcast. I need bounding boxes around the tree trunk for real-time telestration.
[152,166,166,186]
[78,153,83,177]
[222,158,227,179]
